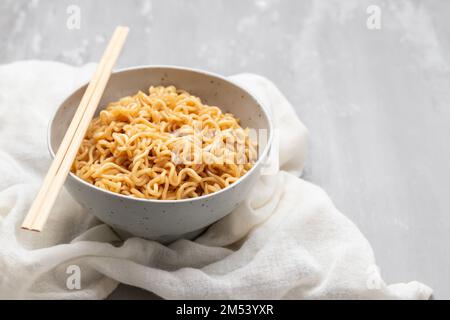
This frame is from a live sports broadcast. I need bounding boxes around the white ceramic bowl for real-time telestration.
[49,66,273,243]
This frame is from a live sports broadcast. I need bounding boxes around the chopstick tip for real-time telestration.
[117,25,130,32]
[21,225,42,232]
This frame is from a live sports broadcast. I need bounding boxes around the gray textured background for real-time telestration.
[1,0,449,299]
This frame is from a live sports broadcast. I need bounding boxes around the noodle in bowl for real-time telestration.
[49,66,273,242]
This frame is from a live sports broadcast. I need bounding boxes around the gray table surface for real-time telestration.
[1,0,449,299]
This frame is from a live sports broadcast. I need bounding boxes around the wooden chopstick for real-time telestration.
[21,26,129,231]
[21,27,123,230]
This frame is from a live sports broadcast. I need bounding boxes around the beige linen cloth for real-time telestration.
[0,61,432,299]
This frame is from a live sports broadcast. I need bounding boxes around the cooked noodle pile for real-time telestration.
[72,86,257,200]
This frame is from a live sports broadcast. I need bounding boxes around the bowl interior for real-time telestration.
[49,66,271,179]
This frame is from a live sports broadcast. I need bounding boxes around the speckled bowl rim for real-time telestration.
[47,65,274,204]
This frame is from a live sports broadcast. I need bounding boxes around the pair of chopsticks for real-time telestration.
[21,26,129,232]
